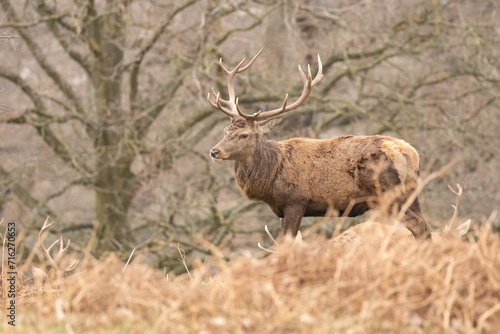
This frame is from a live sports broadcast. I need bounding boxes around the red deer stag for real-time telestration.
[208,50,432,240]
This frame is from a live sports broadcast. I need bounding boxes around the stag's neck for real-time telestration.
[233,138,282,200]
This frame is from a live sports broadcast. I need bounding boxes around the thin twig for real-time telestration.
[172,243,192,280]
[122,248,136,272]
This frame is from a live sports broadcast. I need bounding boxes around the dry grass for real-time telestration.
[3,219,500,334]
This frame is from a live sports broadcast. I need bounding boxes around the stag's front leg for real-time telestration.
[279,205,305,240]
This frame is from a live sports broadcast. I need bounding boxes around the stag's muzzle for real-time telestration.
[210,148,220,158]
[210,148,224,162]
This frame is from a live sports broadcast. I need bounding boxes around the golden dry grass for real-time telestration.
[3,222,500,334]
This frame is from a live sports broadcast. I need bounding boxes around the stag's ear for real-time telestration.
[257,117,283,134]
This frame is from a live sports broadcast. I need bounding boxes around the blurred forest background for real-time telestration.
[0,0,499,273]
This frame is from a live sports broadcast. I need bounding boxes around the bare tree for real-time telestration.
[0,0,498,269]
[0,0,224,255]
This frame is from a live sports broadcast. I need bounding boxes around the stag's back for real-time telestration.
[330,220,471,253]
[330,222,415,252]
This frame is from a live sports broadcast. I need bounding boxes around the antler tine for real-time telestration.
[57,237,79,272]
[221,49,263,102]
[215,93,224,110]
[38,218,60,270]
[237,48,263,73]
[280,93,289,112]
[236,97,262,120]
[208,50,263,118]
[448,183,463,198]
[45,238,60,254]
[208,50,322,121]
[265,224,278,246]
[312,54,323,85]
[307,64,313,82]
[447,183,464,229]
[250,54,323,121]
[213,88,234,107]
[215,92,234,116]
[258,225,279,254]
[38,217,79,273]
[219,48,263,75]
[225,58,247,106]
[64,259,79,272]
[258,243,277,254]
[207,92,215,107]
[219,56,247,76]
[59,236,70,253]
[41,216,54,233]
[207,89,235,118]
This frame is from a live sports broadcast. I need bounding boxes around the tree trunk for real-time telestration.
[89,2,136,255]
[95,153,138,253]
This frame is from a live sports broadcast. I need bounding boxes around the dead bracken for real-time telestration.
[7,213,500,333]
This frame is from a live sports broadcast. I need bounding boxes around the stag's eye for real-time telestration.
[240,133,249,139]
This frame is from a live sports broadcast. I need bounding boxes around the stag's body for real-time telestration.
[208,50,431,240]
[231,130,425,237]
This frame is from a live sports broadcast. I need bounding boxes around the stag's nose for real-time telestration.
[210,148,220,158]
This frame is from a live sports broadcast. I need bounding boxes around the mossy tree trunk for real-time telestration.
[87,2,140,254]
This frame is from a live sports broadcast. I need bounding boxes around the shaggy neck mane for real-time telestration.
[234,138,282,199]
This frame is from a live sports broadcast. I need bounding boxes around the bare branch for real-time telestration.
[134,70,185,138]
[129,0,198,107]
[46,177,95,201]
[0,66,45,111]
[0,35,19,39]
[0,164,59,220]
[34,121,94,177]
[0,60,94,176]
[0,12,70,29]
[214,7,272,46]
[35,0,92,75]
[0,0,87,117]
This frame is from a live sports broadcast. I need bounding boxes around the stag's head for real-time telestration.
[208,50,323,162]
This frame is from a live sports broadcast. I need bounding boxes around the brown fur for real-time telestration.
[329,220,470,252]
[211,117,432,240]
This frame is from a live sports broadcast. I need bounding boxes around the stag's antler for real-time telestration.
[38,218,79,273]
[258,222,304,254]
[447,183,463,230]
[208,50,323,121]
[207,49,263,119]
[258,225,279,254]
